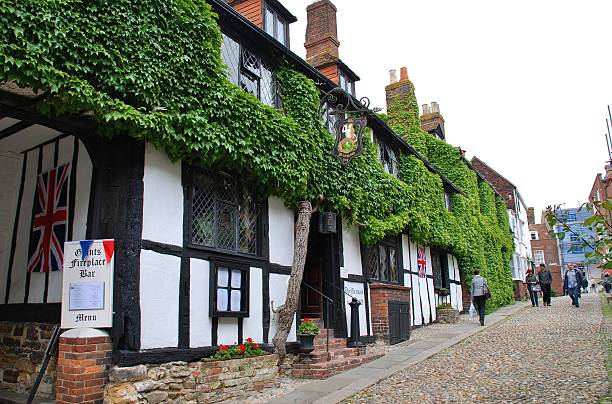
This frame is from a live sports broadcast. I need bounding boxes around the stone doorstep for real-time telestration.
[309,348,360,363]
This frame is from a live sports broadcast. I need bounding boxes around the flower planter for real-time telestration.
[436,307,459,324]
[298,333,316,362]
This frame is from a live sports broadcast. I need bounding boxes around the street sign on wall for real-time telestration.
[61,240,114,329]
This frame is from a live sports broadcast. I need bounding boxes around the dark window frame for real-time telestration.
[374,134,399,177]
[430,248,450,290]
[263,2,289,47]
[338,70,355,97]
[443,187,453,211]
[187,166,265,259]
[220,33,279,108]
[209,260,250,318]
[365,235,401,285]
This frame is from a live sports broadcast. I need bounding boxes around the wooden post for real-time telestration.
[272,201,312,365]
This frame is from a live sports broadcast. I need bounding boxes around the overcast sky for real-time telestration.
[286,0,612,222]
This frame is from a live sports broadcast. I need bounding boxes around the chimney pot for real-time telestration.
[400,67,408,81]
[389,69,397,84]
[431,101,440,113]
[422,104,431,115]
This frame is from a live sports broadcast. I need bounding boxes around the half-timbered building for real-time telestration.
[0,0,470,398]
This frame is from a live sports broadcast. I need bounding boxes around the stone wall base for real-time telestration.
[105,354,279,403]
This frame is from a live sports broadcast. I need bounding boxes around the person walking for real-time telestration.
[537,263,552,306]
[471,270,489,326]
[563,264,584,308]
[525,269,540,307]
[603,273,612,294]
[582,276,589,294]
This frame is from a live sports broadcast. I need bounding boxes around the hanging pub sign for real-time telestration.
[61,239,115,329]
[321,87,376,165]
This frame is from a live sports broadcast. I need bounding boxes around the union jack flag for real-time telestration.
[417,246,426,278]
[27,163,71,273]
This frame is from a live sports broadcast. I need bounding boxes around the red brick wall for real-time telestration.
[56,335,111,404]
[369,283,411,344]
[305,0,339,62]
[529,223,564,296]
[228,0,263,28]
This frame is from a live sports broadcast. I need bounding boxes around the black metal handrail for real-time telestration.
[27,324,60,404]
[324,279,356,302]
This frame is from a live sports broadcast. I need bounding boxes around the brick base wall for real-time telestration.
[56,330,111,404]
[0,321,57,398]
[369,283,411,344]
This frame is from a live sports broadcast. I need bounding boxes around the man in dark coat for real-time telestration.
[563,264,584,308]
[538,263,552,306]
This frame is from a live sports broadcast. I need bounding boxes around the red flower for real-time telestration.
[303,317,311,322]
[246,337,253,343]
[239,344,246,353]
[252,343,259,349]
[219,345,229,351]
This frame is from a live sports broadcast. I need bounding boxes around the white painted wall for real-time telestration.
[343,281,368,336]
[408,239,423,326]
[140,250,181,349]
[142,143,183,246]
[8,148,38,303]
[268,197,294,266]
[0,151,23,303]
[217,318,239,345]
[341,222,362,277]
[425,246,436,323]
[268,273,296,342]
[189,258,212,348]
[243,267,264,342]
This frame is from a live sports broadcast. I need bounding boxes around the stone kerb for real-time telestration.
[104,354,279,403]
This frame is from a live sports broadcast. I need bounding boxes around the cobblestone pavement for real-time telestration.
[344,293,608,404]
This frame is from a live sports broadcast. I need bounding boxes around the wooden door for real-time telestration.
[388,301,411,344]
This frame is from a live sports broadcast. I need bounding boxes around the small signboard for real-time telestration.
[61,239,114,329]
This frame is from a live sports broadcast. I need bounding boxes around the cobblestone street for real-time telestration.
[344,293,608,404]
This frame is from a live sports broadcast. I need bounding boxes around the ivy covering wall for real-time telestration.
[0,0,514,308]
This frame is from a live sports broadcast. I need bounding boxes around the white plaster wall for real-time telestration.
[408,239,422,326]
[217,318,239,345]
[0,151,23,303]
[268,273,296,342]
[189,258,212,348]
[243,267,264,342]
[142,143,183,246]
[140,250,180,349]
[268,197,294,266]
[341,223,362,277]
[8,148,38,303]
[343,281,368,336]
[425,247,435,323]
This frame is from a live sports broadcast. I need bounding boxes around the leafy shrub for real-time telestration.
[297,318,319,335]
[208,338,264,361]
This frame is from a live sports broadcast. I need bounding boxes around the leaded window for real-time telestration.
[220,33,278,108]
[444,189,453,211]
[190,169,260,256]
[374,135,399,177]
[367,236,400,283]
[431,248,449,289]
[264,3,289,47]
[211,263,249,317]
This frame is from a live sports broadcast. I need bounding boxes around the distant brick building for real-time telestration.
[528,214,564,297]
[471,157,532,299]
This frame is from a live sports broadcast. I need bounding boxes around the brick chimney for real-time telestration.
[420,101,446,140]
[527,207,535,225]
[305,0,339,67]
[385,66,420,141]
[227,0,264,28]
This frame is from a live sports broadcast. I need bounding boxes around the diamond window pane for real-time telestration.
[239,189,259,254]
[368,247,378,280]
[240,73,258,98]
[231,269,241,288]
[191,176,215,247]
[390,247,398,282]
[218,267,229,287]
[379,245,388,281]
[242,49,260,77]
[260,64,276,107]
[216,201,237,251]
[217,288,229,311]
[218,176,237,203]
[276,17,286,45]
[221,34,240,85]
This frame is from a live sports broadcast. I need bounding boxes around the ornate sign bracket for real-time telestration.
[321,88,373,165]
